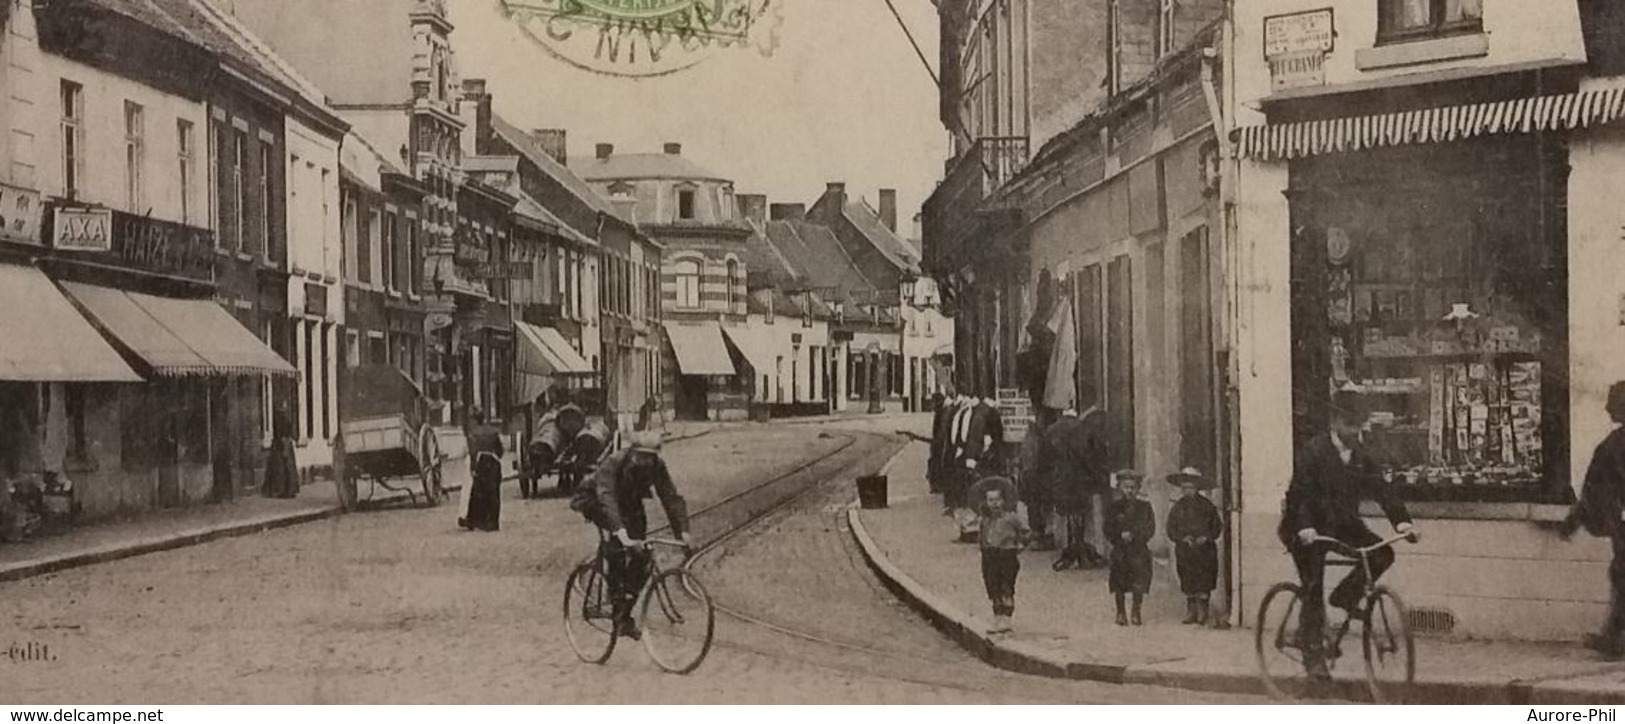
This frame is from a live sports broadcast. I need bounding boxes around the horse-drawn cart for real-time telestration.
[332,364,444,511]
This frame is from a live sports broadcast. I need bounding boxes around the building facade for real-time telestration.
[1225,0,1625,640]
[0,0,299,521]
[574,142,745,422]
[339,130,427,390]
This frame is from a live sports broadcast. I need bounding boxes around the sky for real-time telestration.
[449,0,947,239]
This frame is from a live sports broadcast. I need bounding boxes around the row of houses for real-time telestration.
[924,0,1625,642]
[0,0,950,526]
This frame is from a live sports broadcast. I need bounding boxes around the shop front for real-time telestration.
[1234,108,1621,640]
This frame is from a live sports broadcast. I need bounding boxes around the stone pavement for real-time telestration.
[851,440,1625,704]
[0,424,722,584]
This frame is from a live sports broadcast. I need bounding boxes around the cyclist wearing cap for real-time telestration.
[569,430,692,638]
[1279,390,1418,682]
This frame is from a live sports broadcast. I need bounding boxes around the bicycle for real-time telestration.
[1255,533,1417,703]
[562,531,717,674]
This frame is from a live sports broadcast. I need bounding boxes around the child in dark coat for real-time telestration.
[1167,467,1224,625]
[971,476,1029,634]
[1106,470,1155,626]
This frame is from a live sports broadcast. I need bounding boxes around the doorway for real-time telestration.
[675,376,708,421]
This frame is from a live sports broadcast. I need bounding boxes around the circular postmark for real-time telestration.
[500,0,784,78]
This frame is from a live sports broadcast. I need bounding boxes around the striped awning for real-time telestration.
[62,283,295,377]
[1236,86,1625,161]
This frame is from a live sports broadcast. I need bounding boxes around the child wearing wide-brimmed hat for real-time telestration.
[1167,467,1224,625]
[1105,469,1155,626]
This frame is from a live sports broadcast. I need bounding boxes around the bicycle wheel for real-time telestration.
[1361,585,1415,704]
[639,568,715,674]
[563,562,618,664]
[1255,581,1310,701]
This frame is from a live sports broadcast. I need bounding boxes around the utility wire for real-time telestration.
[881,0,939,87]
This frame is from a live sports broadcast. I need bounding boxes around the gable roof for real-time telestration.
[138,0,344,130]
[842,199,921,273]
[762,219,880,299]
[741,221,804,290]
[489,114,622,221]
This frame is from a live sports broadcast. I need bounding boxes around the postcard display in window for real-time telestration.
[1291,136,1569,503]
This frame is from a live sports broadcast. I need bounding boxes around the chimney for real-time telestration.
[739,194,768,225]
[460,79,490,156]
[878,189,897,233]
[825,182,846,198]
[663,142,682,155]
[595,143,614,160]
[770,203,806,222]
[530,129,568,166]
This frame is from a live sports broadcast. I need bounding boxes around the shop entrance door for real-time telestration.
[676,376,708,420]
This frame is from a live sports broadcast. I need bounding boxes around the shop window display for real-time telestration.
[1290,136,1570,504]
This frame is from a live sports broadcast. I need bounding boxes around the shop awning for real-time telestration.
[0,265,139,382]
[515,321,593,376]
[663,321,736,377]
[1236,86,1625,161]
[720,326,776,375]
[62,282,295,377]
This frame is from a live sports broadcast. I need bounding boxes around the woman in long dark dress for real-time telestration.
[1105,470,1155,626]
[1167,467,1223,625]
[262,403,299,499]
[460,408,505,532]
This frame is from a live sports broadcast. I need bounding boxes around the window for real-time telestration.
[361,209,377,285]
[346,330,360,368]
[259,142,274,254]
[675,259,701,308]
[123,102,145,210]
[1379,0,1482,43]
[343,198,359,283]
[1290,136,1568,504]
[677,188,696,220]
[1158,0,1176,58]
[610,181,634,199]
[726,260,738,312]
[407,217,421,295]
[232,131,247,250]
[382,211,397,293]
[177,121,194,224]
[59,81,84,200]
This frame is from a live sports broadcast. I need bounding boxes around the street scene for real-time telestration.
[4,0,1625,709]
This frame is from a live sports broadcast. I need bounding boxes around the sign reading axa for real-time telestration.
[47,205,215,280]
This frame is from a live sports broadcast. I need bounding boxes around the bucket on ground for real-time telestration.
[856,474,888,509]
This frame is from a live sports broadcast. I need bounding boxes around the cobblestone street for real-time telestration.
[0,423,1258,703]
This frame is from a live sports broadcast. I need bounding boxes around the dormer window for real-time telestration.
[677,188,696,220]
[1378,0,1482,44]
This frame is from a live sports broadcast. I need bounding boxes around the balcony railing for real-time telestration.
[922,136,1029,272]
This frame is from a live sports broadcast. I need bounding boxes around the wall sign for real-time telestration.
[1264,9,1334,57]
[0,184,42,245]
[1264,9,1334,91]
[52,208,113,252]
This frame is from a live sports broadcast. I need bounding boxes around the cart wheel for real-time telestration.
[419,425,443,507]
[332,434,358,513]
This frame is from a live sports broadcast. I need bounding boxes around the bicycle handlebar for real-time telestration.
[642,538,690,551]
[1309,532,1415,557]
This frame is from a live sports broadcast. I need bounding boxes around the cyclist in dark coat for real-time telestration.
[571,431,692,638]
[1562,381,1625,659]
[1280,390,1417,681]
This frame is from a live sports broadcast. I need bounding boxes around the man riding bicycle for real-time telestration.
[1279,390,1419,681]
[570,430,692,639]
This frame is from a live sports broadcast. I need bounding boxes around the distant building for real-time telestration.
[574,143,749,422]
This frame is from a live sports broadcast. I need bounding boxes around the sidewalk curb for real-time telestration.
[0,483,466,584]
[0,506,341,583]
[846,506,1625,704]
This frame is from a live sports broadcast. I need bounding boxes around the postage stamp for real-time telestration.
[500,0,784,78]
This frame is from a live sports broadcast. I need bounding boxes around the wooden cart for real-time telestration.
[332,364,443,511]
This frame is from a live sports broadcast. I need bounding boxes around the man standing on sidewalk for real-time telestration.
[1561,381,1625,659]
[1048,382,1109,570]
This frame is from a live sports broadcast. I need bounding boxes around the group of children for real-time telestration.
[971,466,1223,634]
